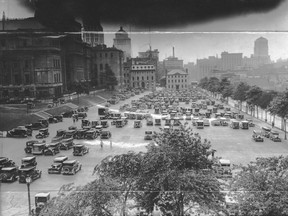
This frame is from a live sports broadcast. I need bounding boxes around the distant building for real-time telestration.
[113,27,131,61]
[221,52,243,71]
[129,64,156,90]
[254,37,268,57]
[196,56,221,80]
[91,45,124,89]
[166,69,188,90]
[184,62,198,83]
[163,47,184,73]
[81,22,104,46]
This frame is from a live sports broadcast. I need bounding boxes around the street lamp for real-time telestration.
[26,176,32,216]
[284,117,287,140]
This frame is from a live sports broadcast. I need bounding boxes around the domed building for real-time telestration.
[113,26,131,62]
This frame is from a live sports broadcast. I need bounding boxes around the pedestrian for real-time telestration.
[272,121,275,128]
[100,139,103,149]
[110,140,112,149]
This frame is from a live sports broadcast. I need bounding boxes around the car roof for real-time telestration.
[19,166,35,171]
[63,160,77,164]
[74,144,84,147]
[1,167,16,171]
[0,157,8,161]
[54,156,68,160]
[219,159,231,164]
[35,192,50,197]
[262,126,271,130]
[22,156,36,160]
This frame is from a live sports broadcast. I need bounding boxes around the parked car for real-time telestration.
[144,131,153,140]
[34,192,51,215]
[6,127,28,138]
[246,118,255,127]
[100,120,109,128]
[48,116,58,124]
[32,143,47,155]
[48,156,68,174]
[0,167,19,182]
[155,118,161,126]
[54,115,63,122]
[81,119,91,129]
[63,129,77,139]
[213,159,232,178]
[230,120,240,129]
[35,128,49,139]
[0,157,16,169]
[252,130,264,142]
[100,130,112,139]
[51,129,66,142]
[21,156,37,168]
[31,122,45,130]
[78,112,87,119]
[18,166,42,183]
[73,144,89,156]
[61,160,82,175]
[25,140,46,154]
[240,121,249,129]
[270,130,281,142]
[39,119,49,128]
[146,119,154,126]
[261,126,271,138]
[85,129,97,140]
[59,138,74,150]
[75,129,88,139]
[44,142,60,156]
[134,120,142,128]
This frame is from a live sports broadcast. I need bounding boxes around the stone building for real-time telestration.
[166,69,188,91]
[129,64,156,90]
[113,27,131,62]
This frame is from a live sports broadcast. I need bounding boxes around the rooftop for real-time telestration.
[167,69,187,75]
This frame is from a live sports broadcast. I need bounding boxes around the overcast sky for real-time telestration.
[1,0,288,64]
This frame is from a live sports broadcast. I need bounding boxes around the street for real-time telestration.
[1,90,288,215]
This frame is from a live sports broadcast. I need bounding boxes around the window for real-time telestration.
[99,53,102,58]
[142,76,144,80]
[100,64,103,70]
[172,85,173,88]
[137,77,139,81]
[132,77,134,81]
[105,53,108,58]
[171,79,173,83]
[111,53,113,58]
[168,85,170,88]
[185,79,187,82]
[25,74,30,84]
[147,76,149,80]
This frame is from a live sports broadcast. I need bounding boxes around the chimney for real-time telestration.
[2,11,5,31]
[173,47,175,58]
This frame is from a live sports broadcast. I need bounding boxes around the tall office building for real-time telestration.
[254,37,268,57]
[113,26,132,61]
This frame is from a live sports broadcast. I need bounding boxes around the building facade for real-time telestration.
[113,27,131,62]
[166,69,188,90]
[129,64,156,90]
[91,45,124,89]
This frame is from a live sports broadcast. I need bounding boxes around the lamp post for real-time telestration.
[284,117,287,140]
[26,176,32,216]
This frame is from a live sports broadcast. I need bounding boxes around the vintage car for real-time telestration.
[73,144,89,156]
[165,118,171,126]
[34,192,51,215]
[192,117,199,126]
[81,119,91,129]
[213,159,232,178]
[18,166,42,183]
[74,129,88,139]
[35,128,49,139]
[252,130,264,142]
[0,157,16,169]
[163,126,170,132]
[85,129,97,140]
[48,156,68,174]
[144,131,153,140]
[154,118,161,126]
[270,130,281,142]
[91,120,100,128]
[261,126,271,138]
[203,118,210,126]
[68,125,77,130]
[95,125,103,135]
[32,143,47,155]
[211,119,221,126]
[237,114,244,120]
[196,120,204,129]
[185,113,192,120]
[64,129,77,139]
[61,160,82,175]
[134,120,142,128]
[48,116,58,124]
[100,130,112,139]
[173,118,181,126]
[116,118,127,128]
[6,127,28,138]
[51,129,66,142]
[240,121,249,129]
[21,156,37,168]
[78,112,87,119]
[59,137,74,150]
[44,142,60,156]
[31,122,45,130]
[54,115,63,122]
[246,118,255,127]
[230,120,240,129]
[101,120,109,128]
[0,167,19,182]
[146,118,154,126]
[39,119,49,128]
[25,140,46,154]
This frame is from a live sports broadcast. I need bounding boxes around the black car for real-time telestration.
[0,167,19,182]
[85,129,97,140]
[21,156,37,168]
[24,140,46,154]
[0,157,16,169]
[54,115,63,122]
[31,122,45,130]
[18,166,42,183]
[44,143,60,156]
[6,127,28,138]
[48,156,68,174]
[100,131,111,139]
[73,144,89,156]
[59,138,74,150]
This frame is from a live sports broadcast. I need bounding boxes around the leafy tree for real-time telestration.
[198,77,209,89]
[42,180,120,216]
[258,90,278,121]
[221,85,234,103]
[230,156,288,216]
[105,65,118,90]
[246,86,263,117]
[93,151,144,216]
[232,82,250,111]
[219,78,231,93]
[135,125,225,215]
[207,77,220,96]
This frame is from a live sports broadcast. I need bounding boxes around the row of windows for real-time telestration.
[96,53,114,58]
[167,79,187,83]
[53,59,61,69]
[131,76,154,81]
[131,65,154,70]
[168,84,187,88]
[54,73,61,83]
[168,75,186,78]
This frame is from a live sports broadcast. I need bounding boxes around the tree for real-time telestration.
[135,125,225,215]
[105,65,118,90]
[246,86,263,117]
[207,77,220,97]
[258,90,278,121]
[93,151,144,216]
[198,77,209,89]
[219,78,231,93]
[232,82,250,111]
[42,180,120,216]
[230,156,288,216]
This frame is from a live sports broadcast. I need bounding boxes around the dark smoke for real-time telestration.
[21,0,284,31]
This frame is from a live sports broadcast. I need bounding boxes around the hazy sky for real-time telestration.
[2,0,288,63]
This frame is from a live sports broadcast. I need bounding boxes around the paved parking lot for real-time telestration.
[1,91,288,215]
